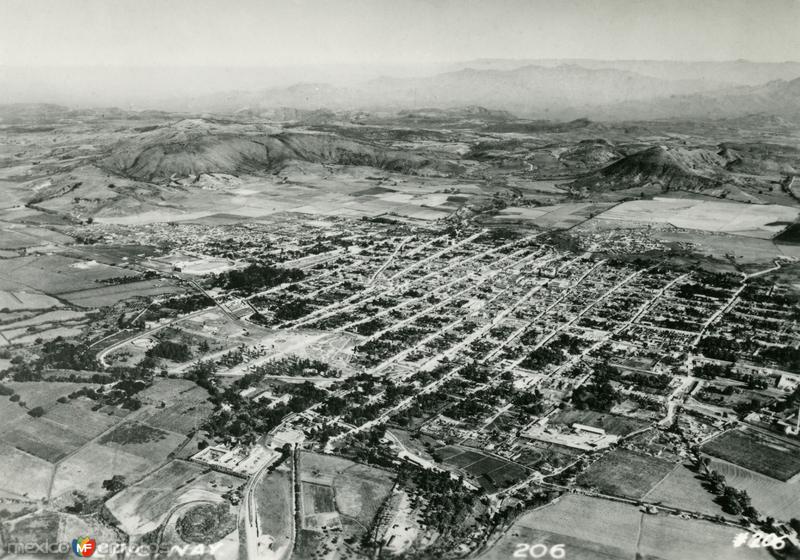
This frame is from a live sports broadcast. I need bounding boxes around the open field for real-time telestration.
[302,482,336,515]
[254,470,293,558]
[50,441,155,498]
[98,421,187,460]
[0,254,131,294]
[702,427,800,481]
[643,462,732,518]
[0,290,62,311]
[549,409,649,436]
[0,415,89,462]
[597,197,799,237]
[106,459,241,534]
[710,457,800,520]
[577,449,675,499]
[6,381,90,409]
[43,397,122,439]
[300,452,394,527]
[59,278,185,307]
[489,203,612,230]
[0,442,54,500]
[135,382,213,435]
[479,494,771,560]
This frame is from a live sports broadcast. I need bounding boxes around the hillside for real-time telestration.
[101,121,464,181]
[570,146,728,192]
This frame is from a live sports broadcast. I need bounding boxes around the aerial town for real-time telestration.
[2,2,800,560]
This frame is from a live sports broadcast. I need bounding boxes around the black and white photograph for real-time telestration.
[1,1,800,559]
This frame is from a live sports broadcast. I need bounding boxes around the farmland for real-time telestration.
[702,427,800,481]
[577,449,675,499]
[479,494,771,560]
[642,463,733,519]
[0,442,53,500]
[710,458,800,520]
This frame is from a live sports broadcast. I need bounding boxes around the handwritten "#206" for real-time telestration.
[513,543,566,558]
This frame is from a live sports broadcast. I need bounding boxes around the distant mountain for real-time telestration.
[173,65,800,121]
[595,77,800,120]
[455,59,800,86]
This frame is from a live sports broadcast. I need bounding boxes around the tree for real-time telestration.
[27,406,45,417]
[101,475,127,495]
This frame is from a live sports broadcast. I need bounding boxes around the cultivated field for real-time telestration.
[577,449,675,499]
[98,421,187,461]
[0,441,54,500]
[479,494,771,560]
[702,427,800,481]
[710,457,800,520]
[0,290,62,311]
[597,198,799,237]
[642,463,732,519]
[50,441,154,498]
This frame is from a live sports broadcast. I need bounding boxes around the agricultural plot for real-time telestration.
[300,452,394,527]
[50,441,155,498]
[479,494,769,560]
[0,442,54,500]
[710,458,800,520]
[136,384,213,435]
[106,460,241,534]
[60,278,184,307]
[0,254,131,294]
[597,198,799,237]
[642,463,732,519]
[577,449,675,499]
[6,381,90,409]
[97,421,187,461]
[702,427,800,481]
[43,398,122,439]
[0,290,62,311]
[0,415,89,462]
[638,514,772,560]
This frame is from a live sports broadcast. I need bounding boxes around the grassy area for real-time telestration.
[577,449,674,499]
[702,427,800,481]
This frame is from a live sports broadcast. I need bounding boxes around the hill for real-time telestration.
[101,120,464,181]
[570,146,728,193]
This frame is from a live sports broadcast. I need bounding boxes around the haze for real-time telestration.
[1,0,799,108]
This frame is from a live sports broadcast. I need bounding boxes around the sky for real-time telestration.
[2,0,800,68]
